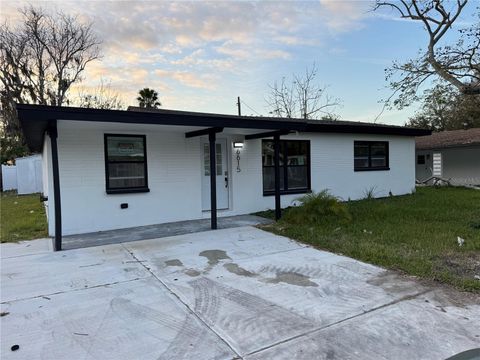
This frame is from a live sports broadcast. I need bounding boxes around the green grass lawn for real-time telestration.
[257,187,480,292]
[1,191,48,243]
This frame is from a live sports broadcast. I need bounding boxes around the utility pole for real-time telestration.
[237,96,241,116]
[303,89,307,119]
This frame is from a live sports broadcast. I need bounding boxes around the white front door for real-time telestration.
[202,139,229,210]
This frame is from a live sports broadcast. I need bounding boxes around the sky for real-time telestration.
[1,0,478,125]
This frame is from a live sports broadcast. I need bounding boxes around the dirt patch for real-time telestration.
[434,252,480,280]
[165,259,183,267]
[199,250,231,266]
[267,272,318,287]
[224,263,257,277]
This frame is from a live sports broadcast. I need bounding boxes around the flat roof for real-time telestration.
[16,104,431,152]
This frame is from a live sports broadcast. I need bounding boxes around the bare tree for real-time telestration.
[75,80,125,110]
[266,64,340,119]
[0,5,101,161]
[1,6,101,107]
[374,1,480,109]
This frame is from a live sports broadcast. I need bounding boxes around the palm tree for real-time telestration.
[136,88,161,108]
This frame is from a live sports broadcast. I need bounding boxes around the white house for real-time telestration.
[17,104,430,250]
[416,128,480,185]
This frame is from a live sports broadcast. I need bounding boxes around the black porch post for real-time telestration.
[274,134,281,220]
[49,121,62,251]
[209,130,217,229]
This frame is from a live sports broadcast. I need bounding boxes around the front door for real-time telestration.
[202,139,229,210]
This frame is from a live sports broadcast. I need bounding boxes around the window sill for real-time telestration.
[354,167,390,172]
[263,189,311,197]
[106,188,150,195]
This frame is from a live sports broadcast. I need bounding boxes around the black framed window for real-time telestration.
[104,134,149,194]
[417,155,425,165]
[262,140,310,195]
[354,141,389,171]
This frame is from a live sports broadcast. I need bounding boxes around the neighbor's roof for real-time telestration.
[416,128,480,150]
[15,104,431,152]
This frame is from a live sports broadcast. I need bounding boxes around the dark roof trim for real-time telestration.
[16,104,431,152]
[185,127,223,138]
[245,130,291,140]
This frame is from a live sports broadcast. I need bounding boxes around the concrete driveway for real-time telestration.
[1,226,479,359]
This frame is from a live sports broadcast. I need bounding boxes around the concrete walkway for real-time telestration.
[63,214,273,250]
[1,227,479,359]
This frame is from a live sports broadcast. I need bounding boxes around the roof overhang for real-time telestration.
[16,104,431,152]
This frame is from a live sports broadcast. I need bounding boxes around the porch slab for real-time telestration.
[62,214,272,250]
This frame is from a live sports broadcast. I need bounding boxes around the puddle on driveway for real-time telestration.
[165,259,183,267]
[267,272,318,287]
[199,250,231,266]
[224,263,257,277]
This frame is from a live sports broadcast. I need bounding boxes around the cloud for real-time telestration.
[318,0,372,32]
[1,0,374,111]
[154,69,217,90]
[215,41,291,61]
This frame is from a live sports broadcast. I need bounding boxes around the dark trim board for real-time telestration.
[16,104,431,152]
[245,129,291,140]
[185,127,223,138]
[48,121,62,251]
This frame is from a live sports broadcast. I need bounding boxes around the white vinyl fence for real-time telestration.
[1,154,43,194]
[1,165,17,191]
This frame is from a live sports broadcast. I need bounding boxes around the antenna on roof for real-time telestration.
[237,96,241,116]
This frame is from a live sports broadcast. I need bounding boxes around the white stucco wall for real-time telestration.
[416,146,480,185]
[48,120,416,235]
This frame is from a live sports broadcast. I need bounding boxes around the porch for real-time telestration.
[62,214,272,250]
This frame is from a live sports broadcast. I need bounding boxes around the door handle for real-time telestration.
[225,176,228,188]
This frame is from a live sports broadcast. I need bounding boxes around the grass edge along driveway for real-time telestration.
[257,187,480,293]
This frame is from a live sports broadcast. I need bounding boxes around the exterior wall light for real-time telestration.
[233,141,244,172]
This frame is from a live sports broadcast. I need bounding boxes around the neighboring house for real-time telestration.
[17,104,429,250]
[415,128,480,186]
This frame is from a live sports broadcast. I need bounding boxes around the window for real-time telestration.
[104,134,149,194]
[354,141,389,171]
[262,140,310,195]
[203,143,222,176]
[417,155,425,165]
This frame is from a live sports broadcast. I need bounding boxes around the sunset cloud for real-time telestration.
[3,0,466,124]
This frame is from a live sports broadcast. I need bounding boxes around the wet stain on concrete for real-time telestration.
[184,269,201,277]
[224,263,256,277]
[367,271,420,294]
[165,259,183,267]
[267,272,318,287]
[199,250,231,266]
